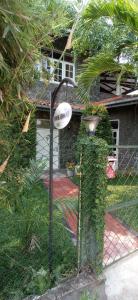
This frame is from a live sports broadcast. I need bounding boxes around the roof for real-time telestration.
[100,74,137,96]
[127,90,138,96]
[95,95,138,108]
[29,94,138,112]
[29,98,84,112]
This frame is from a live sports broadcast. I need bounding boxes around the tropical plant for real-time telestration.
[0,159,76,299]
[0,0,73,175]
[0,0,71,115]
[74,17,120,57]
[0,3,78,298]
[83,0,138,33]
[74,0,138,102]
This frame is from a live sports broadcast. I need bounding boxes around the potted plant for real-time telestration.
[66,161,75,177]
[75,164,81,176]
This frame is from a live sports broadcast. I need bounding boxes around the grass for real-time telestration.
[107,176,138,232]
[107,175,138,206]
[114,207,138,232]
[72,175,138,232]
[0,181,77,300]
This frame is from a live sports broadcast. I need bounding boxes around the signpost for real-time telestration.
[48,78,77,274]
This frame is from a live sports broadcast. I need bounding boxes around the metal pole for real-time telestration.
[48,78,77,275]
[48,92,54,274]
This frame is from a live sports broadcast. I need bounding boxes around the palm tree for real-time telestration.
[83,0,138,33]
[76,0,138,101]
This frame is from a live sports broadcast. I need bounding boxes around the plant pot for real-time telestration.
[66,169,74,177]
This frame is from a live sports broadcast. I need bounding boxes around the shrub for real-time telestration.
[0,161,76,299]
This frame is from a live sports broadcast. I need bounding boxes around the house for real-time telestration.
[28,35,100,170]
[28,36,138,171]
[101,95,138,171]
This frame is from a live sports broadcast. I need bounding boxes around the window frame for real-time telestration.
[42,57,75,84]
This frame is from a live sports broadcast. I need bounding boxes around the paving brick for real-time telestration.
[45,177,78,199]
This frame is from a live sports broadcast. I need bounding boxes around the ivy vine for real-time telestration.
[80,136,108,274]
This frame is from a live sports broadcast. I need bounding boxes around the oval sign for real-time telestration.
[53,102,72,129]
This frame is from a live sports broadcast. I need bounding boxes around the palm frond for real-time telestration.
[20,159,47,192]
[56,196,78,214]
[78,51,135,102]
[83,0,138,34]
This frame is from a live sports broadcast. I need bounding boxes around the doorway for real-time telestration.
[36,119,59,170]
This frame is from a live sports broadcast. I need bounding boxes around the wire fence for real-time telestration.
[35,135,138,269]
[104,146,138,267]
[36,128,79,278]
[36,132,138,269]
[2,127,138,299]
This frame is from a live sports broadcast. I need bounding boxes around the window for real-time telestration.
[42,57,75,83]
[111,120,119,168]
[53,60,62,82]
[65,63,74,79]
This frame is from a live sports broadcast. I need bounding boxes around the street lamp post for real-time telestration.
[48,78,77,274]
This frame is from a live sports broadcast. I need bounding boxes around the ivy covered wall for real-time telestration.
[80,136,108,273]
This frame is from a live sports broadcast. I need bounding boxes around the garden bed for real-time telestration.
[0,181,76,300]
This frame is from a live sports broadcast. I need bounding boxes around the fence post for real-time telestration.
[80,136,108,274]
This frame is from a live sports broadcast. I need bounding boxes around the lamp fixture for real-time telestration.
[82,115,101,136]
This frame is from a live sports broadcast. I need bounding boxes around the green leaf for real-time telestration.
[2,25,11,38]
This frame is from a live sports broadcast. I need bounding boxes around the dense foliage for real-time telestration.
[0,161,76,299]
[73,18,137,57]
[0,2,77,298]
[0,0,73,176]
[80,136,108,273]
[1,0,138,297]
[74,0,138,101]
[0,0,71,111]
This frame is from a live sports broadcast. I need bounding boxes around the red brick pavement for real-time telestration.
[44,177,138,266]
[104,213,138,266]
[45,177,78,199]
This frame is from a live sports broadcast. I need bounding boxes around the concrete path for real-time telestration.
[44,177,138,266]
[104,251,138,300]
[26,252,138,300]
[33,270,107,300]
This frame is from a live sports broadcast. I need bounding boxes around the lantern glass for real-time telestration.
[82,115,101,135]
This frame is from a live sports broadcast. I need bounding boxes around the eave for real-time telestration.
[29,94,138,115]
